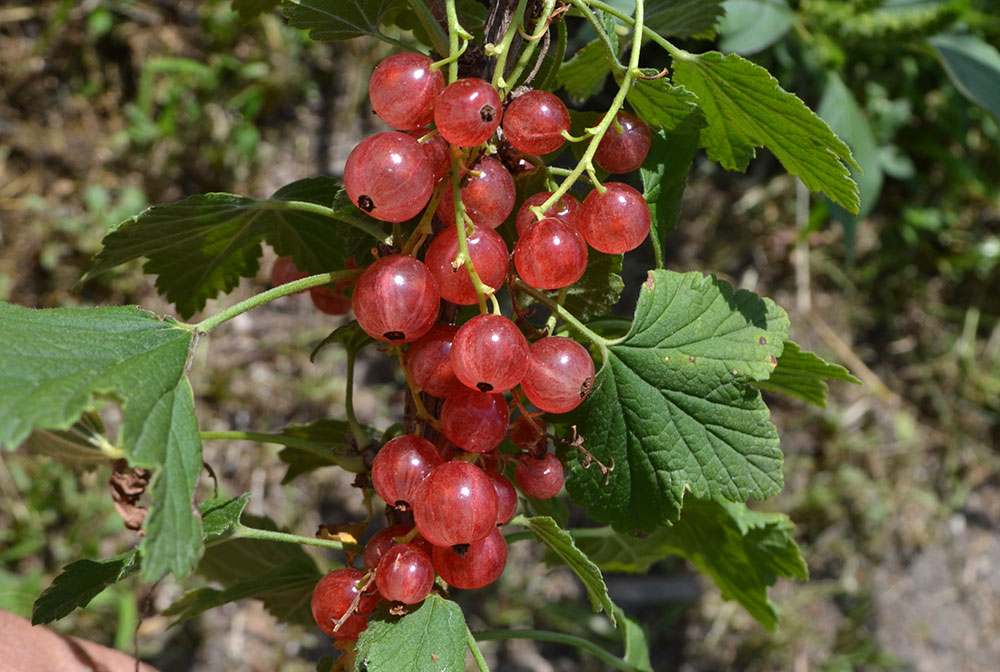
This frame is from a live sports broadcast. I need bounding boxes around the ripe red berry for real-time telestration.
[594,111,651,174]
[410,130,451,183]
[311,568,380,640]
[452,314,529,393]
[501,90,571,156]
[270,256,308,289]
[309,285,352,315]
[514,218,588,290]
[375,543,435,604]
[578,182,651,254]
[434,78,502,147]
[372,435,444,509]
[364,525,433,572]
[432,528,507,590]
[424,224,508,305]
[514,191,581,237]
[413,461,499,547]
[406,324,464,398]
[344,132,433,222]
[514,452,564,500]
[520,336,595,414]
[440,387,510,453]
[352,255,440,343]
[483,470,518,525]
[436,156,515,229]
[369,53,445,131]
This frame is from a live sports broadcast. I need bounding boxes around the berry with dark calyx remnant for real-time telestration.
[432,528,507,590]
[369,52,445,131]
[311,568,380,640]
[594,110,651,174]
[514,217,588,290]
[344,132,433,222]
[514,452,564,500]
[502,90,571,156]
[578,182,651,254]
[515,191,581,237]
[352,255,440,343]
[451,314,529,393]
[440,387,510,454]
[436,156,515,229]
[434,78,502,147]
[520,336,595,414]
[371,435,444,510]
[413,461,499,547]
[424,223,508,305]
[406,324,464,399]
[375,543,435,604]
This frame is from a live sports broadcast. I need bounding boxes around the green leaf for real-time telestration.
[31,551,140,625]
[558,11,619,102]
[22,411,111,464]
[717,0,793,55]
[930,33,1000,124]
[310,320,375,362]
[199,493,250,538]
[515,515,617,626]
[572,499,807,631]
[282,0,402,42]
[0,303,203,580]
[640,129,699,268]
[645,0,726,39]
[625,76,705,133]
[615,606,653,672]
[231,0,281,23]
[277,418,368,483]
[566,271,789,531]
[673,51,861,214]
[753,341,860,408]
[355,595,468,672]
[82,177,383,318]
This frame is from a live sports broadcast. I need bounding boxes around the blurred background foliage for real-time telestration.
[1,1,999,670]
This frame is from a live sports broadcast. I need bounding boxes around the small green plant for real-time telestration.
[2,1,867,669]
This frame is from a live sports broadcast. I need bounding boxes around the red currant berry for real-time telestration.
[410,130,451,183]
[514,453,564,500]
[352,255,440,343]
[436,156,515,229]
[578,182,651,254]
[452,314,529,393]
[310,286,352,315]
[344,132,433,222]
[424,224,508,305]
[514,191,581,237]
[432,528,507,590]
[270,256,308,289]
[406,324,464,398]
[440,387,510,453]
[434,78,502,147]
[364,525,432,572]
[594,111,651,174]
[369,53,445,131]
[520,336,595,414]
[509,415,547,453]
[514,218,588,290]
[501,90,571,156]
[413,461,499,547]
[483,470,518,525]
[372,435,444,509]
[375,543,435,605]
[311,568,380,640]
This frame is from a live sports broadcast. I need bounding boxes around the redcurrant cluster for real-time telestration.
[304,52,654,642]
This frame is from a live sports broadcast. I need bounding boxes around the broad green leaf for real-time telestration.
[82,177,384,318]
[754,341,860,408]
[644,0,726,39]
[283,0,402,42]
[718,0,793,55]
[930,33,1000,124]
[819,72,883,247]
[614,606,654,672]
[625,76,705,133]
[136,378,203,582]
[199,493,250,538]
[515,515,617,625]
[558,11,618,102]
[673,51,861,214]
[566,271,789,531]
[231,0,280,23]
[355,595,467,672]
[31,551,140,625]
[640,129,699,268]
[277,418,368,483]
[572,499,807,631]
